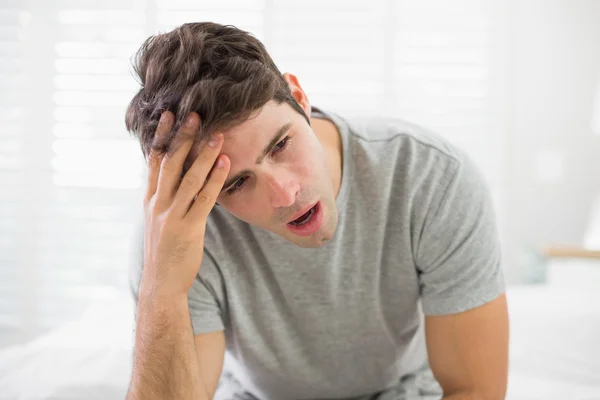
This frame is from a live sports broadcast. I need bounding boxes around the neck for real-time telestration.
[310,115,343,199]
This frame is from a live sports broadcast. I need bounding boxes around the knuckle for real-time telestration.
[180,124,196,137]
[148,152,161,168]
[180,173,199,191]
[195,193,211,205]
[145,197,161,215]
[148,158,158,170]
[157,111,173,130]
[143,190,156,205]
[160,156,175,172]
[163,210,179,226]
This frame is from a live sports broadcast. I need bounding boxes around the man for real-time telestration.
[126,22,509,400]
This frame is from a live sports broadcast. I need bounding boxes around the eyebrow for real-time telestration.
[222,122,293,191]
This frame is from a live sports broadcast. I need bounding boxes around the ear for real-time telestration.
[283,72,311,117]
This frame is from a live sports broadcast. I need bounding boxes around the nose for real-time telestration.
[265,170,299,209]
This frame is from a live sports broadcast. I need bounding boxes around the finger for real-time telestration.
[186,154,230,221]
[145,111,173,200]
[155,112,200,205]
[172,133,224,218]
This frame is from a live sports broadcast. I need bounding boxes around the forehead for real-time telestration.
[222,102,290,149]
[185,101,292,169]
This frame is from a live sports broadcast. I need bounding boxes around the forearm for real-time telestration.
[443,393,478,399]
[442,390,502,400]
[443,393,476,399]
[127,291,207,400]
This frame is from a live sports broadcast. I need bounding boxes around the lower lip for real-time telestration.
[286,201,324,237]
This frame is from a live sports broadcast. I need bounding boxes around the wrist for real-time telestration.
[136,292,189,329]
[138,273,189,302]
[138,282,189,310]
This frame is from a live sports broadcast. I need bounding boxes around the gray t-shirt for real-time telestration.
[130,107,505,399]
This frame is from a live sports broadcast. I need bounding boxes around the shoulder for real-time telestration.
[335,112,471,188]
[334,112,491,223]
[337,112,470,180]
[342,113,459,159]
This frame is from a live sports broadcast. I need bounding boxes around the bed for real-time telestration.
[1,263,599,399]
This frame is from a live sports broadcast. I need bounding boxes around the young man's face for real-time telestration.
[209,100,339,248]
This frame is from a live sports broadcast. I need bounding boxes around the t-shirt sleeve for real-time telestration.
[128,221,226,335]
[415,151,506,316]
[187,249,227,335]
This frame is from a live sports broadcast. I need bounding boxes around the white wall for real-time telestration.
[500,0,600,282]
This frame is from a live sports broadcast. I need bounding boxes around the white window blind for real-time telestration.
[0,0,27,348]
[266,0,388,115]
[0,0,147,347]
[46,0,145,337]
[0,0,503,347]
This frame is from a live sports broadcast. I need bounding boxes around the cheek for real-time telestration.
[223,199,249,216]
[220,196,265,223]
[295,160,315,182]
[292,139,321,178]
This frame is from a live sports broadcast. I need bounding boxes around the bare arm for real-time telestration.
[425,293,509,400]
[126,110,230,399]
[194,331,226,398]
[127,293,205,399]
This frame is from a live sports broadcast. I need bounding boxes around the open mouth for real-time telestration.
[285,201,323,237]
[288,205,317,226]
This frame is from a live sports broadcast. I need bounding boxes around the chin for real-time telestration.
[285,235,328,249]
[296,235,329,249]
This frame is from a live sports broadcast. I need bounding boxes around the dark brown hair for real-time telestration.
[125,22,309,160]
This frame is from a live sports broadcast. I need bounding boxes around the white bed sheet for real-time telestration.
[0,285,598,399]
[506,285,600,399]
[0,296,135,399]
